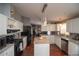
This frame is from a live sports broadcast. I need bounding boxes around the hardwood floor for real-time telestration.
[21,41,67,56]
[22,41,34,56]
[50,44,67,56]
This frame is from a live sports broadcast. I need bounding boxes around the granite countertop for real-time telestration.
[0,31,22,38]
[34,36,49,44]
[7,31,22,36]
[69,39,79,44]
[60,35,69,41]
[57,34,79,45]
[0,44,14,54]
[35,34,79,45]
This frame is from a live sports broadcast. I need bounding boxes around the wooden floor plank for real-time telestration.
[21,42,67,56]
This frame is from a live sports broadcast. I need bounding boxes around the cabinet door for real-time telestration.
[14,20,19,29]
[6,45,14,56]
[0,14,7,35]
[55,36,61,49]
[54,36,56,45]
[49,35,55,44]
[55,36,58,46]
[0,52,5,56]
[19,21,23,32]
[72,18,79,33]
[41,26,47,31]
[41,24,56,31]
[0,45,14,56]
[67,18,79,33]
[10,45,14,56]
[0,51,7,56]
[57,36,61,49]
[34,44,50,56]
[67,20,71,32]
[47,36,51,44]
[51,24,56,31]
[47,24,56,31]
[68,41,79,56]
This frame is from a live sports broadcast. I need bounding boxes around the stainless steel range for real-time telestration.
[61,38,68,54]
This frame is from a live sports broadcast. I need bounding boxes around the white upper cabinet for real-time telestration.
[0,13,7,35]
[7,18,16,29]
[41,26,47,31]
[18,21,23,31]
[15,20,23,31]
[47,24,56,31]
[55,35,61,49]
[8,18,23,32]
[0,13,23,36]
[67,18,79,33]
[41,24,56,31]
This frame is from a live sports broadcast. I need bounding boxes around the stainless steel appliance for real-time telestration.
[14,39,23,56]
[61,38,68,54]
[6,35,15,44]
[0,37,6,49]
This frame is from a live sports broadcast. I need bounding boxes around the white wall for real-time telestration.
[0,3,11,17]
[11,5,23,22]
[30,19,41,25]
[67,18,79,33]
[22,16,41,26]
[0,4,23,23]
[22,17,31,26]
[0,4,41,26]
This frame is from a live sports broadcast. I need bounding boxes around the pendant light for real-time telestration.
[43,17,47,26]
[41,4,48,26]
[42,8,47,26]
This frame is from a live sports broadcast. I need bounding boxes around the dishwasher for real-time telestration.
[61,38,68,54]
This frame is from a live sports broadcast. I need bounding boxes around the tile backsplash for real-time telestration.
[70,33,79,40]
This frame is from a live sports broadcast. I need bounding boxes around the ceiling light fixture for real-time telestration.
[43,17,47,26]
[42,4,48,26]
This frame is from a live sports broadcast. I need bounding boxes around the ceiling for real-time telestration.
[13,3,79,23]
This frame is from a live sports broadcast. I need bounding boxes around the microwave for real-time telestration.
[0,37,6,49]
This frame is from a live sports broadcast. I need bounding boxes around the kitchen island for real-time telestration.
[34,36,50,56]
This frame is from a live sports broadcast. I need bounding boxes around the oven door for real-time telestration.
[61,38,68,54]
[0,37,6,49]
